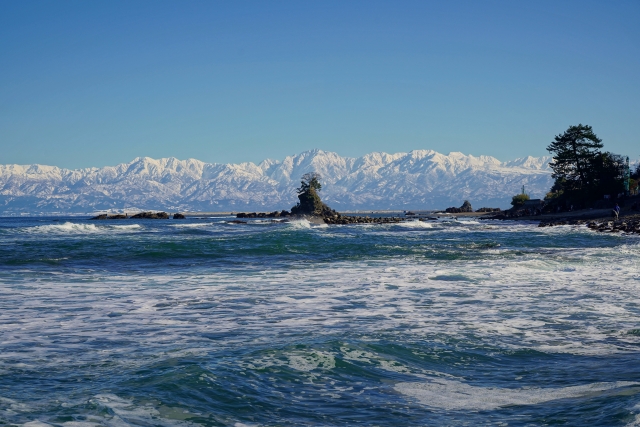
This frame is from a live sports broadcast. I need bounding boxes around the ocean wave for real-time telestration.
[247,219,281,225]
[110,224,142,230]
[395,220,433,229]
[170,223,213,228]
[395,378,640,410]
[287,219,312,229]
[24,222,142,234]
[4,216,640,424]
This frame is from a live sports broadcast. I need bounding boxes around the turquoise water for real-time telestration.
[1,216,640,426]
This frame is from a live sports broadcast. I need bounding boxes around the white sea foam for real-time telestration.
[12,394,196,427]
[2,221,640,425]
[25,222,142,234]
[22,422,53,427]
[170,223,213,228]
[396,220,433,229]
[29,222,99,233]
[109,224,142,230]
[287,351,336,372]
[88,394,197,426]
[287,219,312,229]
[341,347,411,373]
[247,220,274,225]
[395,378,640,410]
[3,240,639,368]
[3,219,640,423]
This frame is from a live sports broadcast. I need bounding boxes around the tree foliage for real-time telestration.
[546,124,625,205]
[511,193,530,207]
[590,152,626,196]
[297,172,322,195]
[547,124,603,193]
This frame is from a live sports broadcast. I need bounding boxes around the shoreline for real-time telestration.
[3,207,638,226]
[489,207,640,234]
[490,208,639,224]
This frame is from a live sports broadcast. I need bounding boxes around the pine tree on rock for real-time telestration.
[291,172,336,216]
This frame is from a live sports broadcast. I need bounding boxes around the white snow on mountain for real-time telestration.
[0,149,553,214]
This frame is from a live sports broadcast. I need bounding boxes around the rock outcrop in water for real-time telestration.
[130,211,169,219]
[288,173,405,224]
[323,214,404,225]
[236,173,407,225]
[445,200,473,213]
[237,210,291,218]
[90,213,128,220]
[90,211,176,220]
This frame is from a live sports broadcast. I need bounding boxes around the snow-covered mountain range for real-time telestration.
[0,149,553,214]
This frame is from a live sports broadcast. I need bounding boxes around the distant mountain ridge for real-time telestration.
[0,149,553,214]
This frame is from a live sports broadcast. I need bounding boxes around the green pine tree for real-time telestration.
[547,124,603,192]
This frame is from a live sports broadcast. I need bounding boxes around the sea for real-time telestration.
[1,215,640,426]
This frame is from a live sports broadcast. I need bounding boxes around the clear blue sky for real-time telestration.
[1,0,639,169]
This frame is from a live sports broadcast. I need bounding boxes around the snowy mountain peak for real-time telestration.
[0,149,552,214]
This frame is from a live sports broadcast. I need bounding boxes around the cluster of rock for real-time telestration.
[131,211,169,219]
[587,219,640,234]
[236,210,291,218]
[235,209,406,225]
[475,207,501,213]
[235,178,412,225]
[586,220,640,233]
[322,214,404,225]
[538,219,585,227]
[487,208,540,219]
[91,211,185,220]
[538,218,640,234]
[445,200,473,213]
[91,214,129,220]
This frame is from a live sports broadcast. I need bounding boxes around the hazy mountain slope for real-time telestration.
[0,149,553,214]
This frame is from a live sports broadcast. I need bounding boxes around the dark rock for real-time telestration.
[90,213,128,220]
[173,213,186,219]
[291,187,335,217]
[236,211,292,218]
[445,201,473,213]
[459,200,473,212]
[130,211,169,219]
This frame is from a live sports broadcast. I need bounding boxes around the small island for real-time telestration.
[91,211,183,220]
[236,173,406,225]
